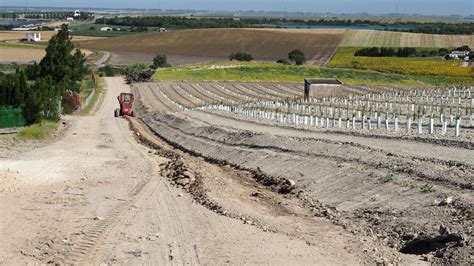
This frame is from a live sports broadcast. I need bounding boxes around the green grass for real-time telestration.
[79,77,94,102]
[79,78,104,116]
[16,120,59,141]
[154,61,472,86]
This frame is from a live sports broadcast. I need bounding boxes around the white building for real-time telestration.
[101,27,113,32]
[26,32,41,42]
[74,10,81,17]
[448,51,470,59]
[66,17,74,22]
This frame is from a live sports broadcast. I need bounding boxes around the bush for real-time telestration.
[276,59,291,65]
[152,54,170,68]
[288,49,306,65]
[101,65,116,77]
[61,90,81,114]
[229,52,253,62]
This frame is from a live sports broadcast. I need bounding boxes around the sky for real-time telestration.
[0,0,472,16]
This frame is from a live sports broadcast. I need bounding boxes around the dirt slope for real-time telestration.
[0,77,382,264]
[77,28,346,66]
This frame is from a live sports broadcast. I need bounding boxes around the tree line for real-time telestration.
[0,24,88,124]
[95,16,473,35]
[96,16,248,29]
[354,46,471,58]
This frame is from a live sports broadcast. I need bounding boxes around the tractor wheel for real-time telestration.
[114,108,120,117]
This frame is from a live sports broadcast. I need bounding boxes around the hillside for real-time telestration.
[341,29,474,47]
[77,28,346,66]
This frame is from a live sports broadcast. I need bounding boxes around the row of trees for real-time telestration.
[0,24,88,124]
[355,46,471,58]
[93,16,474,35]
[96,16,247,29]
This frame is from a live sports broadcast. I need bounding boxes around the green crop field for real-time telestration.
[328,47,472,78]
[154,61,473,86]
[341,30,474,48]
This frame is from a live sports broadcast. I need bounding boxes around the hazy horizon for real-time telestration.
[0,0,473,16]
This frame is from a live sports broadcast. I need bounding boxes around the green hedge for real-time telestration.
[0,106,27,129]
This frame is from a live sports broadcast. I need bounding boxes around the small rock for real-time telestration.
[93,216,103,221]
[422,254,434,262]
[176,178,190,186]
[439,196,453,206]
[286,179,296,187]
[177,193,183,197]
[183,171,194,178]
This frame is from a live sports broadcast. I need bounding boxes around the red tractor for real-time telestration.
[115,93,135,117]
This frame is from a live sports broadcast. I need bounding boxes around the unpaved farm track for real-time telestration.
[0,77,405,265]
[134,81,473,264]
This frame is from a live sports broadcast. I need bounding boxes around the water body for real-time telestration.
[276,24,411,31]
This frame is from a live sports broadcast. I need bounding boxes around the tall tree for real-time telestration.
[39,24,87,87]
[288,49,307,65]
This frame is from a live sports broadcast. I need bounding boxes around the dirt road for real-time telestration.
[0,77,392,264]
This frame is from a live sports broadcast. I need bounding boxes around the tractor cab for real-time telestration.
[115,93,135,117]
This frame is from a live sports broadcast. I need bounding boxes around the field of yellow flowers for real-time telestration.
[328,47,472,78]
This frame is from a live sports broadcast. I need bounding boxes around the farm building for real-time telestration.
[74,10,81,17]
[66,17,74,22]
[26,32,41,42]
[101,27,113,32]
[448,51,470,59]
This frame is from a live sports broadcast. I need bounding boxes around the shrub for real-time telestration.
[61,90,81,114]
[420,184,435,193]
[288,49,306,65]
[229,52,253,62]
[152,54,170,68]
[100,65,116,77]
[276,59,291,65]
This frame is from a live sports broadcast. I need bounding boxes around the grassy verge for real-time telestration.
[16,120,59,141]
[79,77,104,116]
[154,61,472,86]
[79,76,95,102]
[0,41,46,49]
